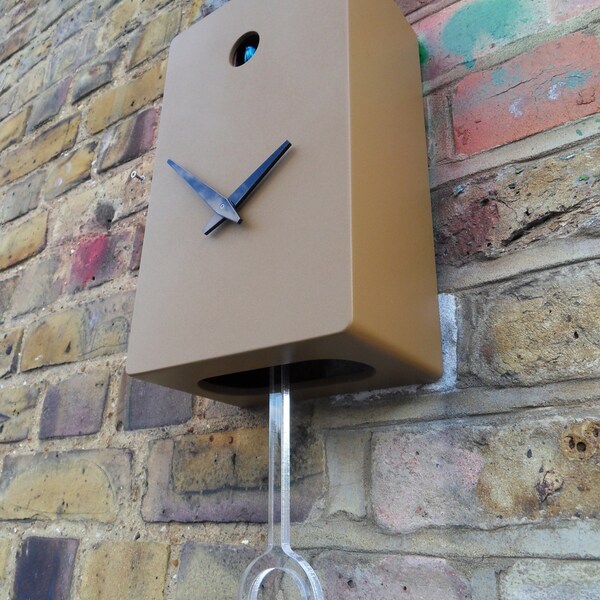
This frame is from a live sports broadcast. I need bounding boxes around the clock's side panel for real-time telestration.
[347,0,443,382]
[127,0,354,385]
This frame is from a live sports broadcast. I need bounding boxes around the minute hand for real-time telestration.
[167,159,242,224]
[202,140,292,235]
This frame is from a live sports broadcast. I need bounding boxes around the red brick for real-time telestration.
[452,32,600,155]
[129,224,145,271]
[415,0,548,82]
[396,0,436,15]
[550,0,600,21]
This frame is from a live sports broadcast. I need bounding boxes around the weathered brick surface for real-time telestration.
[67,231,133,292]
[459,262,600,386]
[21,291,134,371]
[13,537,79,600]
[325,430,368,518]
[38,0,80,31]
[130,223,145,270]
[0,539,9,595]
[87,60,166,134]
[315,552,470,599]
[372,412,600,532]
[40,370,109,439]
[499,559,600,599]
[71,47,121,103]
[0,327,22,378]
[53,2,95,46]
[0,109,28,152]
[48,158,151,245]
[0,385,39,443]
[397,0,436,14]
[0,116,79,185]
[45,142,96,199]
[97,107,159,172]
[11,61,45,111]
[550,0,600,21]
[130,8,180,67]
[416,0,548,81]
[0,276,19,322]
[97,0,142,49]
[433,142,600,266]
[119,374,193,430]
[176,544,277,600]
[47,30,97,85]
[452,32,600,155]
[1,171,43,224]
[0,449,130,521]
[79,542,168,600]
[27,77,72,131]
[0,211,47,271]
[9,0,37,28]
[0,19,34,63]
[10,253,65,316]
[143,428,324,522]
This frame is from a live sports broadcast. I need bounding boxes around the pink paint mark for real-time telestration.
[70,234,110,290]
[550,0,600,22]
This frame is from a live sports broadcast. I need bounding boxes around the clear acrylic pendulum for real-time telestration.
[237,365,325,600]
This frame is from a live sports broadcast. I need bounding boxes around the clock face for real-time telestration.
[129,0,354,379]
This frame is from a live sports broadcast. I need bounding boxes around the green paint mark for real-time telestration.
[418,39,430,65]
[579,175,590,181]
[442,0,531,68]
[565,69,592,89]
[492,67,506,86]
[592,173,600,178]
[576,129,584,136]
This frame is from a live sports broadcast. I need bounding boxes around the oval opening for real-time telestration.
[200,359,374,395]
[230,32,260,67]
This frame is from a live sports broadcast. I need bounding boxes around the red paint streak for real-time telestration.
[70,234,109,289]
[452,32,600,155]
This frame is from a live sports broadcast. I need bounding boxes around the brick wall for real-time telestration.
[0,0,599,598]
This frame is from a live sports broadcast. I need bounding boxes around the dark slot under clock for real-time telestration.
[200,359,374,394]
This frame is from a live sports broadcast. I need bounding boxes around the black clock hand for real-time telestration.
[167,159,242,224]
[202,140,292,235]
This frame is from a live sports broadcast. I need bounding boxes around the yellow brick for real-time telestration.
[0,109,29,152]
[21,292,134,371]
[20,308,85,371]
[0,116,80,186]
[87,61,166,134]
[0,212,47,271]
[0,327,22,378]
[80,542,169,600]
[130,9,180,67]
[0,450,129,522]
[97,0,141,49]
[0,385,38,443]
[0,540,9,584]
[46,142,96,199]
[13,61,45,106]
[186,0,206,26]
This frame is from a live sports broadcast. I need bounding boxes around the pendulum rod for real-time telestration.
[237,365,324,600]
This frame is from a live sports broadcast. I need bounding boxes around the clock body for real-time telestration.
[126,0,442,406]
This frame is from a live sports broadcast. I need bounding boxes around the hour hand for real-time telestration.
[203,140,292,235]
[167,159,242,224]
